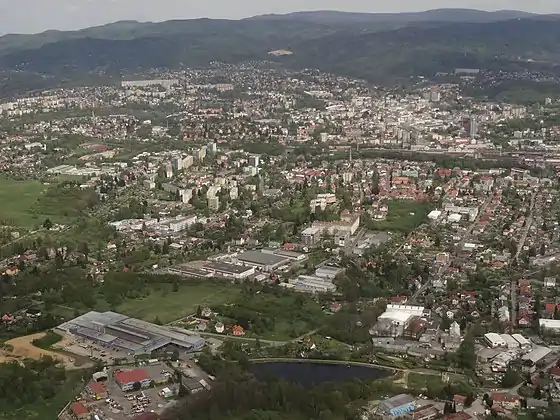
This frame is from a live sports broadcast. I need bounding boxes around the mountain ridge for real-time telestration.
[0,10,560,90]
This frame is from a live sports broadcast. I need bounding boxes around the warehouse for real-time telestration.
[512,334,532,350]
[376,304,425,337]
[58,311,205,355]
[484,333,507,348]
[201,261,255,280]
[521,346,552,367]
[114,368,152,391]
[234,250,290,271]
[499,334,520,349]
[378,394,416,416]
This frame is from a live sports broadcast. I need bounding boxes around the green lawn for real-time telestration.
[0,177,48,227]
[407,372,445,390]
[372,200,432,233]
[115,282,242,324]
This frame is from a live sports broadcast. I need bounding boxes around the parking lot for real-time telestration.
[78,364,179,419]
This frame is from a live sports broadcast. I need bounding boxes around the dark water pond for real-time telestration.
[250,361,392,388]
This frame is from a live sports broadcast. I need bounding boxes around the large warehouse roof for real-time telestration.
[58,311,204,354]
[236,250,289,267]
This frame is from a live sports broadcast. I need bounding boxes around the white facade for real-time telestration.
[512,334,532,349]
[484,332,507,348]
[500,334,520,349]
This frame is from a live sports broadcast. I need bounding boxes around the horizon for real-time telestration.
[0,1,558,35]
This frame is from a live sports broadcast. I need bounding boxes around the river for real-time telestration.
[250,361,392,387]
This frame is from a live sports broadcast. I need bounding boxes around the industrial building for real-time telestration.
[375,305,425,337]
[378,394,416,416]
[234,250,291,271]
[114,368,152,391]
[484,333,507,348]
[57,311,205,355]
[281,265,343,294]
[512,334,531,349]
[201,261,255,280]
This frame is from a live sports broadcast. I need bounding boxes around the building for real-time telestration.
[301,227,321,246]
[484,332,507,348]
[57,311,205,355]
[114,369,152,392]
[121,79,179,89]
[500,334,520,349]
[248,155,260,167]
[539,318,560,332]
[208,196,220,211]
[378,394,416,416]
[201,261,255,280]
[70,401,89,420]
[512,334,531,349]
[234,250,290,272]
[376,305,425,337]
[169,216,197,232]
[406,404,440,420]
[133,413,160,420]
[312,210,360,236]
[521,346,552,369]
[87,380,108,400]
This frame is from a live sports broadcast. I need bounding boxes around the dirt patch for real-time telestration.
[0,332,81,369]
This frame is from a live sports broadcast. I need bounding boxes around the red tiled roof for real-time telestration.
[444,412,472,420]
[71,402,88,416]
[88,381,106,394]
[133,413,160,420]
[491,392,520,402]
[114,369,149,385]
[453,394,467,404]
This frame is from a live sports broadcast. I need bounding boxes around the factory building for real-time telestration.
[58,311,205,355]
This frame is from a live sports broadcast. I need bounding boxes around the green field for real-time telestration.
[114,282,242,324]
[0,177,47,227]
[372,200,432,233]
[407,372,445,390]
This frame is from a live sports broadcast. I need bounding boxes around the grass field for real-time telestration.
[0,177,47,227]
[372,200,432,233]
[115,282,242,324]
[407,372,445,390]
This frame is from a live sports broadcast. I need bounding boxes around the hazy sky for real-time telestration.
[0,0,558,34]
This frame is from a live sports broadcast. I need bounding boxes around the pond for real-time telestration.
[250,360,393,388]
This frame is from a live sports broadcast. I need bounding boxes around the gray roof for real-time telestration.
[203,261,253,275]
[379,394,415,412]
[58,311,204,354]
[236,251,288,267]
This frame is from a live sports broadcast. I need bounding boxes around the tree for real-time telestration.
[172,280,179,293]
[456,329,476,371]
[43,218,53,230]
[501,368,521,388]
[132,381,142,391]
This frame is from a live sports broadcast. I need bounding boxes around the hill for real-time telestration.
[0,10,560,90]
[246,8,536,24]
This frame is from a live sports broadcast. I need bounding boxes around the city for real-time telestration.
[1,10,560,420]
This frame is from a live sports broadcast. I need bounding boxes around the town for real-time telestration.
[1,64,560,420]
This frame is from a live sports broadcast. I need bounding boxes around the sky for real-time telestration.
[0,0,558,34]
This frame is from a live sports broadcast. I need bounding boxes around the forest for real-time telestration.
[0,356,67,415]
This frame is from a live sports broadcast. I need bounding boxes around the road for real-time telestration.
[410,195,492,304]
[511,190,538,326]
[197,328,322,347]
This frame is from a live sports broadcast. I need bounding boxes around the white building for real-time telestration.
[512,334,532,350]
[169,216,197,232]
[484,332,507,348]
[500,334,520,349]
[539,318,560,332]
